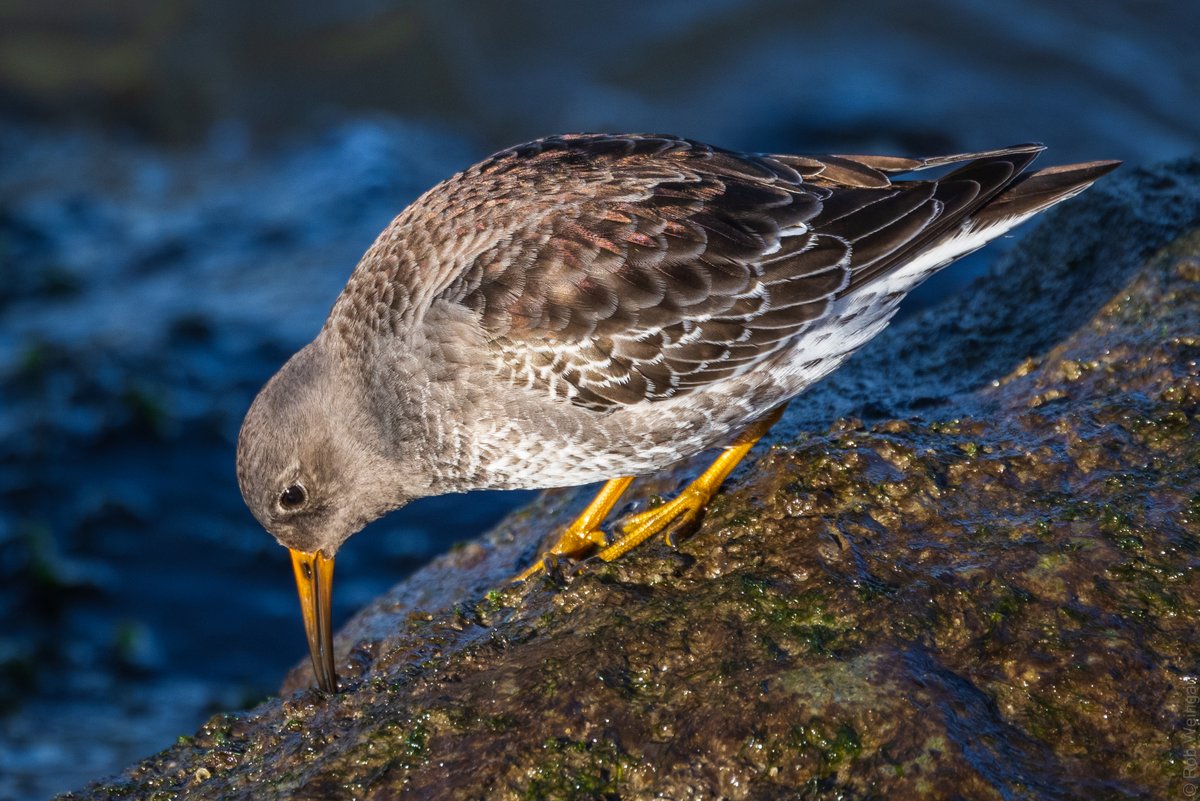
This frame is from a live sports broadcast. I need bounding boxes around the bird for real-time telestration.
[235,133,1118,692]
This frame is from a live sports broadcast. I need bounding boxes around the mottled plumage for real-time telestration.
[332,136,1041,412]
[239,133,1117,552]
[236,134,1117,690]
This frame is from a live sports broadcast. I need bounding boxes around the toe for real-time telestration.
[583,527,609,549]
[662,502,705,549]
[512,559,545,583]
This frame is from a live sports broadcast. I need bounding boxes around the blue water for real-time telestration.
[1,1,1198,798]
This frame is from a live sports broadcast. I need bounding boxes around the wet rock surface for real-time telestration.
[60,159,1200,798]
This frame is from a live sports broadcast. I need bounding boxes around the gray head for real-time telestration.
[236,338,412,556]
[237,336,419,691]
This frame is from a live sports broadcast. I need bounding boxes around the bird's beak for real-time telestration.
[288,549,338,693]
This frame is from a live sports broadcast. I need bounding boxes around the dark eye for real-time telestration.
[279,483,307,511]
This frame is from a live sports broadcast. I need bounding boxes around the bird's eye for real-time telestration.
[279,483,308,511]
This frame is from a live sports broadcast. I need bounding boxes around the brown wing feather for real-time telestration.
[422,135,1046,410]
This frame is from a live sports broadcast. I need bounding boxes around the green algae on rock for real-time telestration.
[62,160,1200,800]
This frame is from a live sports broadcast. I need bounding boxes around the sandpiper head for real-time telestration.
[236,337,407,692]
[237,340,399,553]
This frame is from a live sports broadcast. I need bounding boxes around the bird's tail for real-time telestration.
[970,159,1121,230]
[843,154,1122,297]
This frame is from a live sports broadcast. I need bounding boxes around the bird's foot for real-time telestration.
[598,485,714,561]
[513,476,635,582]
[591,404,787,564]
[512,522,608,582]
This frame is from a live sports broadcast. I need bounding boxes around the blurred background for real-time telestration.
[0,1,1197,798]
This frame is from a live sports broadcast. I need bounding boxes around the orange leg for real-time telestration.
[596,404,787,562]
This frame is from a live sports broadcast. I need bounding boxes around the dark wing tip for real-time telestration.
[793,143,1050,187]
[917,142,1046,169]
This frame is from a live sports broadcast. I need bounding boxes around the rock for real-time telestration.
[62,160,1200,800]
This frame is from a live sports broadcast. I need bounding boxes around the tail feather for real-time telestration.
[780,145,1120,302]
[972,159,1122,228]
[833,154,1120,301]
[843,147,1044,292]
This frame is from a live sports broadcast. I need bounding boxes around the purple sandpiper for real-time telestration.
[235,134,1118,691]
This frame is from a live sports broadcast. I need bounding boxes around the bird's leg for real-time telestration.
[514,475,634,581]
[597,403,788,562]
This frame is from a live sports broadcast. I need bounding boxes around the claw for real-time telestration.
[512,476,635,582]
[663,510,703,549]
[512,525,610,583]
[542,553,569,586]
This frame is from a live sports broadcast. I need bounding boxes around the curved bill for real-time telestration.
[289,549,338,693]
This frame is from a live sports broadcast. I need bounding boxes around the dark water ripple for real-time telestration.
[0,119,533,800]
